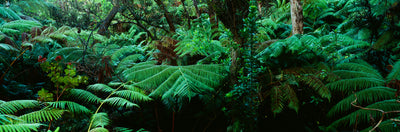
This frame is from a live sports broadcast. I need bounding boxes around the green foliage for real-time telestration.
[19,109,65,123]
[37,88,54,102]
[121,61,227,110]
[0,7,21,20]
[174,14,226,57]
[0,100,39,114]
[67,89,102,104]
[47,101,91,114]
[0,123,42,132]
[90,112,110,128]
[327,60,400,130]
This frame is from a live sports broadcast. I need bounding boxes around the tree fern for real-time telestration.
[327,87,396,117]
[114,90,152,102]
[328,99,400,129]
[102,97,139,109]
[46,101,91,114]
[0,100,39,114]
[67,89,102,104]
[90,112,110,128]
[327,60,400,130]
[386,60,400,81]
[0,123,42,132]
[360,119,400,132]
[0,7,21,20]
[0,20,41,33]
[19,109,65,123]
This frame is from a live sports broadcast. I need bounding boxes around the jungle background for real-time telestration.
[0,0,400,132]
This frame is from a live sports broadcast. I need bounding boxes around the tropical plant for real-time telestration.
[326,59,400,131]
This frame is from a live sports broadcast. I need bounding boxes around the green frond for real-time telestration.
[1,20,41,33]
[67,89,102,104]
[113,127,134,132]
[87,84,115,93]
[90,113,110,128]
[300,75,331,100]
[123,62,226,101]
[115,54,146,73]
[0,43,18,52]
[47,47,86,62]
[0,123,42,132]
[271,86,284,114]
[333,70,381,79]
[327,87,396,117]
[0,27,20,36]
[102,97,139,109]
[0,114,21,125]
[0,7,21,20]
[326,77,385,94]
[114,90,152,102]
[328,99,400,129]
[47,101,91,114]
[360,119,400,132]
[0,100,40,114]
[90,127,109,132]
[386,60,400,81]
[111,45,146,66]
[334,62,382,79]
[19,109,65,123]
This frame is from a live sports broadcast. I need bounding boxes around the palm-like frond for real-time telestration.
[0,100,39,114]
[90,112,110,128]
[0,43,18,52]
[89,127,109,132]
[19,109,65,123]
[326,77,385,94]
[102,97,139,109]
[123,61,227,101]
[1,20,41,33]
[386,60,400,81]
[87,84,115,93]
[67,89,102,104]
[328,100,400,129]
[0,123,42,132]
[114,90,152,102]
[46,101,91,114]
[327,87,396,117]
[0,7,21,20]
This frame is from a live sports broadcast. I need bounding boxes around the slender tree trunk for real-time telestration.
[155,0,176,32]
[290,0,303,35]
[181,0,191,29]
[257,0,262,15]
[193,0,200,18]
[98,5,121,35]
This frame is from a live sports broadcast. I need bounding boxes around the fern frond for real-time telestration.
[300,75,331,100]
[124,63,226,98]
[47,101,91,114]
[89,127,109,132]
[0,7,21,20]
[87,84,115,93]
[327,87,396,117]
[0,100,40,114]
[1,20,41,33]
[335,62,382,79]
[102,97,139,109]
[386,60,400,81]
[360,119,399,132]
[0,114,21,124]
[328,99,400,129]
[326,77,385,94]
[19,109,65,123]
[271,86,284,114]
[68,89,102,104]
[0,123,42,132]
[90,112,110,128]
[0,43,18,52]
[114,90,152,102]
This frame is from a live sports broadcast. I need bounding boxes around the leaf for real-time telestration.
[19,109,65,123]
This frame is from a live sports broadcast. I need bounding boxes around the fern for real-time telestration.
[360,119,400,132]
[0,100,39,114]
[89,127,109,132]
[0,20,41,33]
[328,99,400,129]
[327,87,396,117]
[386,60,400,81]
[46,101,91,114]
[67,89,102,104]
[114,90,152,102]
[19,109,65,123]
[0,7,21,20]
[0,123,42,132]
[87,83,115,93]
[90,113,110,128]
[102,97,139,109]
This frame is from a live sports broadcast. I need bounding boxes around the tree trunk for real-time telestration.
[290,0,303,35]
[193,0,200,18]
[155,0,176,32]
[181,0,191,29]
[98,5,121,35]
[257,0,262,15]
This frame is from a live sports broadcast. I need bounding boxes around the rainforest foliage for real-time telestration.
[0,0,400,132]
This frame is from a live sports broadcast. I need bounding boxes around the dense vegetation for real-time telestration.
[0,0,399,131]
